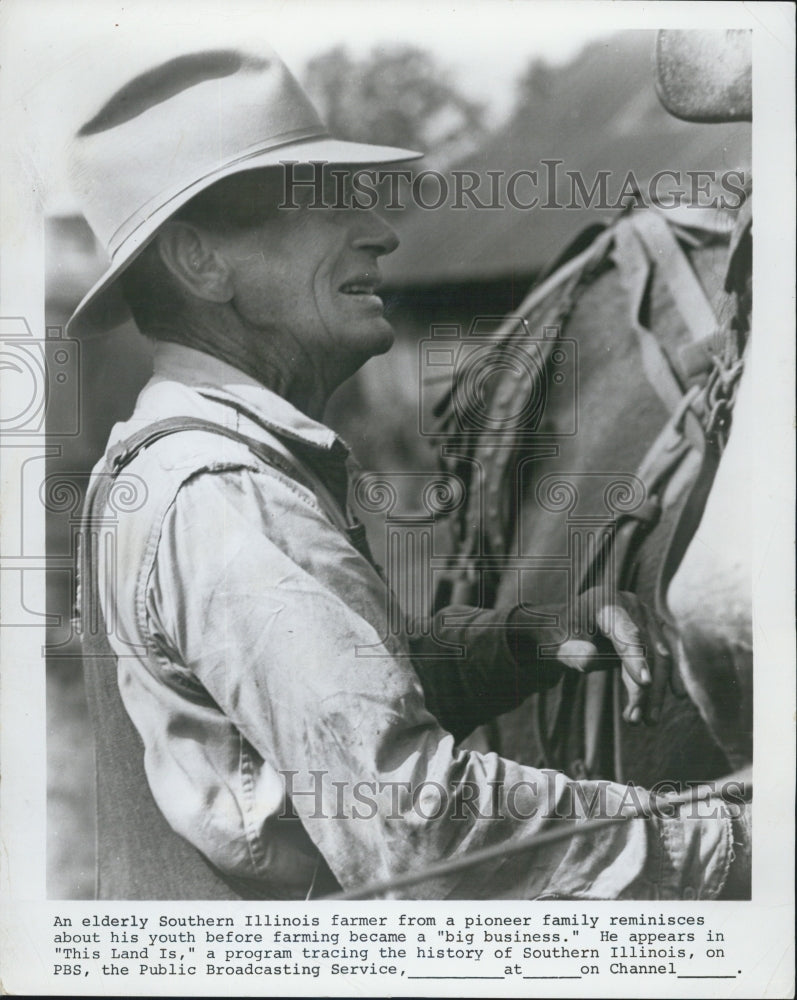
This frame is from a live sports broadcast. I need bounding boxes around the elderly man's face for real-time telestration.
[213,180,400,384]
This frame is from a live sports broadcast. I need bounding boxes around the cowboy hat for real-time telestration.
[66,44,421,337]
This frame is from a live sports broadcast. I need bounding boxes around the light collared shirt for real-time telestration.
[94,341,735,899]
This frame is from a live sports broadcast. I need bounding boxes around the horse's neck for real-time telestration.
[672,373,751,595]
[669,204,752,639]
[668,358,753,767]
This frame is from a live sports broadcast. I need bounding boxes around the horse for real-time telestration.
[429,30,753,791]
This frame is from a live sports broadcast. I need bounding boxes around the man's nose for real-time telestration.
[351,211,400,257]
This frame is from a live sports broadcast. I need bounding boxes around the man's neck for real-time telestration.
[153,314,330,421]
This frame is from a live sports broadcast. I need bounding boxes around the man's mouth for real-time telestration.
[339,274,382,299]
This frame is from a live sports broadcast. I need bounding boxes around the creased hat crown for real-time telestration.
[68,46,326,258]
[66,42,420,337]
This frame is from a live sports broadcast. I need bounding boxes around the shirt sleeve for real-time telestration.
[409,606,565,742]
[146,465,737,900]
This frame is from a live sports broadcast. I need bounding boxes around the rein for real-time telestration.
[325,767,751,899]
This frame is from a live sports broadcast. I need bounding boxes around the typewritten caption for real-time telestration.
[51,909,742,983]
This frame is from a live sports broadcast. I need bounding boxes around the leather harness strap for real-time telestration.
[437,204,748,783]
[631,209,722,342]
[439,224,618,609]
[583,210,740,780]
[81,416,357,899]
[613,215,709,452]
[562,208,746,781]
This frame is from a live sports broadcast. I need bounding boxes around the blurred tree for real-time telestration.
[303,44,486,167]
[515,56,555,106]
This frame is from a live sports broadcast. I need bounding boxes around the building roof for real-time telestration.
[383,31,751,287]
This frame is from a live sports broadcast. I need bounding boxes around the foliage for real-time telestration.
[303,44,486,167]
[515,56,555,104]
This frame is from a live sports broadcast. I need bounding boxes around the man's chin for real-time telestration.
[371,324,396,356]
[358,320,396,359]
[338,321,396,380]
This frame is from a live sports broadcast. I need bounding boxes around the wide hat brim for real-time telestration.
[66,136,421,339]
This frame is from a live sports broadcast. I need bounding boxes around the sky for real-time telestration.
[2,0,614,210]
[263,3,610,117]
[1,0,764,212]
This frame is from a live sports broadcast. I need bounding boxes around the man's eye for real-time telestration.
[323,173,355,206]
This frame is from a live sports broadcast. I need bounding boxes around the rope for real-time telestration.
[324,770,751,900]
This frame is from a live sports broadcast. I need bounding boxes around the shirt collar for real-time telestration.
[149,341,346,454]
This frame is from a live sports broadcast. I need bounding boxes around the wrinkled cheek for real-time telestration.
[308,286,344,346]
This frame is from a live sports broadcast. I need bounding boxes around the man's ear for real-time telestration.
[155,221,234,303]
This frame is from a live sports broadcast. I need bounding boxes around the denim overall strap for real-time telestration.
[80,416,349,899]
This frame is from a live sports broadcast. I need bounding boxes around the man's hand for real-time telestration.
[554,589,672,726]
